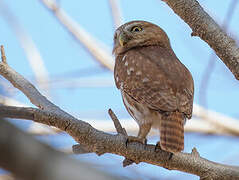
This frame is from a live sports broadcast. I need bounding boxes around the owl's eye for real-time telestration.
[131,26,142,32]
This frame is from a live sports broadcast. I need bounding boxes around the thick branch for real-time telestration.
[0,118,121,180]
[162,0,239,80]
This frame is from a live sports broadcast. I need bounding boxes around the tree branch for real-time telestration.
[1,46,239,179]
[0,45,7,64]
[0,118,121,180]
[0,1,50,95]
[108,0,123,29]
[108,108,127,136]
[39,0,114,71]
[162,0,239,80]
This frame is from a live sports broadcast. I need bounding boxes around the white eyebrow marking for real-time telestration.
[125,22,142,30]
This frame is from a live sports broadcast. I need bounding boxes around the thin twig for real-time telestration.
[40,0,114,71]
[108,109,133,166]
[108,108,127,136]
[1,45,7,64]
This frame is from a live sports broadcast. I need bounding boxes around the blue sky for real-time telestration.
[1,1,239,179]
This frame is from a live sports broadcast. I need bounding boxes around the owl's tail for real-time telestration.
[160,111,184,153]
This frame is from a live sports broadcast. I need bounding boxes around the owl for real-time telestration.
[113,21,194,153]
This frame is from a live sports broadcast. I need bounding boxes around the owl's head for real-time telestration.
[113,20,171,55]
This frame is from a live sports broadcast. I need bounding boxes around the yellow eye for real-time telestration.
[131,26,142,32]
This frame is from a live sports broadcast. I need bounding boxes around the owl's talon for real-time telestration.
[168,152,173,160]
[155,141,162,152]
[155,141,173,160]
[126,136,147,147]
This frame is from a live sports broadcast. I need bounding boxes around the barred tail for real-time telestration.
[160,111,184,153]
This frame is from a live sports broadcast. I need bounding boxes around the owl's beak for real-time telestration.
[119,32,129,47]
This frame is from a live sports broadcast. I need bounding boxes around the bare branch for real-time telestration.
[0,95,27,107]
[193,104,239,136]
[1,57,239,179]
[40,0,114,71]
[28,122,61,135]
[162,0,239,80]
[108,0,123,29]
[72,144,92,154]
[0,2,50,94]
[1,45,7,64]
[0,118,121,180]
[0,94,60,135]
[108,108,127,135]
[108,109,133,166]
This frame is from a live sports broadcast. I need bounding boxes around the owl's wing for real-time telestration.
[114,46,194,117]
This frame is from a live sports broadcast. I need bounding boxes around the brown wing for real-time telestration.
[114,45,194,117]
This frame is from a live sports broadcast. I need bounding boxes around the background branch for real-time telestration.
[162,0,239,80]
[0,118,121,180]
[40,0,114,71]
[108,0,123,29]
[0,1,50,95]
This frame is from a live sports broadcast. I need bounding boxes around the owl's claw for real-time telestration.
[155,141,173,160]
[126,136,147,147]
[155,141,162,152]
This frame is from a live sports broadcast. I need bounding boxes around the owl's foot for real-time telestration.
[155,141,173,160]
[155,141,162,151]
[126,136,147,147]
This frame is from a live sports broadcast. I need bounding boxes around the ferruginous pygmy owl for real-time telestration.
[113,21,194,153]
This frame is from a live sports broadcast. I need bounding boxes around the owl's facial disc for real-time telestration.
[113,21,171,55]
